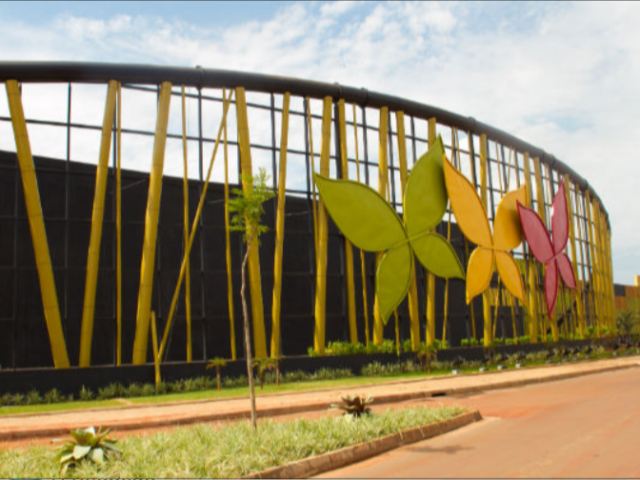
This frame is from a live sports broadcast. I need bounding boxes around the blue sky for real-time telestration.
[0,1,638,284]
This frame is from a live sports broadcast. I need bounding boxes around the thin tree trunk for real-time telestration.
[216,369,221,392]
[241,234,257,429]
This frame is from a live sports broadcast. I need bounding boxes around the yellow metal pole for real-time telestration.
[479,134,492,347]
[533,157,557,341]
[313,96,333,355]
[522,153,538,343]
[79,80,118,367]
[425,118,438,346]
[116,83,123,366]
[132,81,172,365]
[372,107,390,346]
[181,86,193,363]
[564,175,584,337]
[235,87,268,359]
[223,88,237,360]
[396,111,420,351]
[441,126,457,345]
[271,92,291,358]
[585,191,600,335]
[338,100,358,344]
[353,104,370,347]
[592,199,605,332]
[5,80,70,369]
[150,311,161,390]
[466,133,477,341]
[157,91,234,361]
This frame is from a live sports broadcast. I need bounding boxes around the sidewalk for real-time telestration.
[1,356,638,445]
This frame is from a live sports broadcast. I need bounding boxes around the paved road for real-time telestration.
[318,367,640,479]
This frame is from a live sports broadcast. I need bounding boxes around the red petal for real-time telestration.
[517,201,554,263]
[551,181,569,255]
[544,260,558,318]
[556,253,576,289]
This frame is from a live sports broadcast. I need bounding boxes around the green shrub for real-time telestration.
[79,386,94,401]
[43,388,64,404]
[461,339,469,347]
[470,338,479,347]
[124,383,143,398]
[25,389,42,405]
[518,335,530,344]
[97,383,125,400]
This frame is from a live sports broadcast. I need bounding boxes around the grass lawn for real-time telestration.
[0,404,467,478]
[0,350,622,416]
[0,370,447,415]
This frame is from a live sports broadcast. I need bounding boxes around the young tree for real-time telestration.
[228,168,275,430]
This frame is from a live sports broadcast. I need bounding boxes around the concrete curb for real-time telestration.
[243,410,483,479]
[1,359,637,442]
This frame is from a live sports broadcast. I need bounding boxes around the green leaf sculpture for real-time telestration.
[315,136,464,325]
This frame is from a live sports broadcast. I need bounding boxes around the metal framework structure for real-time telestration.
[0,62,615,369]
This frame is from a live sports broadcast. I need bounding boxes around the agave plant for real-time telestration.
[57,426,121,475]
[330,394,373,417]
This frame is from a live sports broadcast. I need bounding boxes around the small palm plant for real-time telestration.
[252,357,277,390]
[416,343,439,373]
[330,394,373,417]
[617,310,638,341]
[206,357,228,391]
[57,426,120,475]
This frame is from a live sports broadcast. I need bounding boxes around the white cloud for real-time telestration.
[0,1,638,283]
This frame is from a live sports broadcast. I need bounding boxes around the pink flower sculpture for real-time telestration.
[516,182,576,318]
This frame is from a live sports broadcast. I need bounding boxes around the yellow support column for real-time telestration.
[564,176,585,337]
[372,107,390,346]
[5,80,70,369]
[479,134,493,347]
[337,100,358,344]
[132,82,172,365]
[534,157,557,341]
[223,89,237,360]
[313,96,333,355]
[271,92,291,358]
[585,191,600,334]
[236,87,267,359]
[180,86,193,363]
[522,153,539,343]
[79,80,118,367]
[426,118,438,346]
[395,111,421,351]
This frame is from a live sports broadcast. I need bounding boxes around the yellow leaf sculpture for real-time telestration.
[443,157,526,303]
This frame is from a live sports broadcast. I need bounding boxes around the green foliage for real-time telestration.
[43,388,67,404]
[207,357,228,369]
[330,394,373,417]
[617,310,638,337]
[97,383,125,400]
[57,426,120,476]
[461,339,469,347]
[228,168,276,245]
[79,386,94,402]
[416,343,439,373]
[252,358,277,390]
[518,335,530,344]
